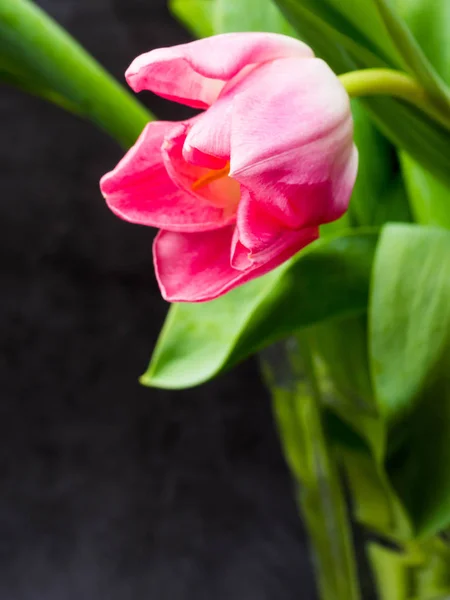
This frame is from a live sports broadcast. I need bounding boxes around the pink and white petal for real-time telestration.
[230,57,353,173]
[153,225,318,302]
[232,187,288,259]
[154,226,239,302]
[126,33,313,108]
[235,138,358,251]
[231,205,320,270]
[182,145,228,170]
[183,96,233,163]
[100,121,232,232]
[228,57,357,245]
[100,121,174,195]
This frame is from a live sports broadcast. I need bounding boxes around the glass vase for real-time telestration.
[260,334,450,600]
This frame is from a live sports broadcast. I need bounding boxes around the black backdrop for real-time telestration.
[0,1,315,597]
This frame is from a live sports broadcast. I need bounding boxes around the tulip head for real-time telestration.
[101,33,357,302]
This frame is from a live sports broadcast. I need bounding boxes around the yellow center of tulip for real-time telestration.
[191,162,231,191]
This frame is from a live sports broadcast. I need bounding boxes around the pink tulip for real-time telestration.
[100,33,357,302]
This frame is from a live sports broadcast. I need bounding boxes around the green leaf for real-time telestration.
[400,154,450,229]
[324,0,403,66]
[172,0,297,37]
[394,0,450,85]
[349,100,394,227]
[143,231,377,389]
[171,0,296,46]
[319,100,410,233]
[363,97,450,188]
[370,224,450,535]
[370,224,450,422]
[169,0,214,38]
[0,0,151,147]
[275,0,388,71]
[349,100,411,227]
[393,0,450,232]
[373,0,450,107]
[213,0,296,35]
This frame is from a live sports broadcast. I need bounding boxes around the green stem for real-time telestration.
[0,0,152,147]
[261,336,361,600]
[339,69,450,132]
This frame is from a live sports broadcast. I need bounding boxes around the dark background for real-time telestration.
[0,1,315,597]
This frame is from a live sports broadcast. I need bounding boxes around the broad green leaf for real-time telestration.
[171,0,296,50]
[143,231,377,389]
[370,224,450,535]
[0,0,151,147]
[370,224,450,421]
[214,0,296,35]
[169,0,214,38]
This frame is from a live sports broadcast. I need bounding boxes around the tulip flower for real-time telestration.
[100,33,357,302]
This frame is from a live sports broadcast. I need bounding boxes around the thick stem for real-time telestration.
[0,0,152,147]
[261,336,361,600]
[339,69,450,132]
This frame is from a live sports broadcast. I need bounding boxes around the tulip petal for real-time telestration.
[236,142,358,254]
[229,57,357,250]
[183,97,232,163]
[232,188,287,259]
[154,225,318,302]
[230,194,323,270]
[125,33,313,109]
[162,122,240,215]
[100,121,234,232]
